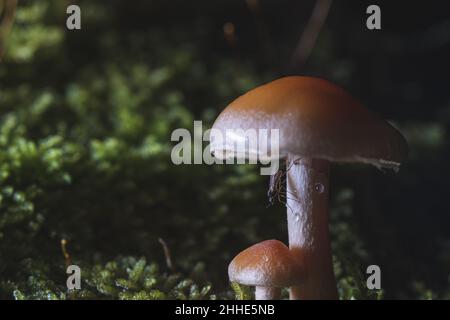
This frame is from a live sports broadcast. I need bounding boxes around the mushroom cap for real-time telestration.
[228,239,303,287]
[211,76,408,170]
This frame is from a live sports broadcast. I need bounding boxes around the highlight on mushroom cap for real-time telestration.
[211,76,408,170]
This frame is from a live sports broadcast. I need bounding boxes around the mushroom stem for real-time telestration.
[286,155,338,299]
[255,286,281,300]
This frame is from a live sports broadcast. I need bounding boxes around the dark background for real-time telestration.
[0,0,449,299]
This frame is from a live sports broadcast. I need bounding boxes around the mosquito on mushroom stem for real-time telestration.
[267,160,300,210]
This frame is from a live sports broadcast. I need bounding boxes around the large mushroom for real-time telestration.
[229,239,303,300]
[211,76,408,299]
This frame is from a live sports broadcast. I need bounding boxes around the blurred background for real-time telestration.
[0,0,449,299]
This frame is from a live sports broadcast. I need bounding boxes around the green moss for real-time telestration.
[5,257,215,300]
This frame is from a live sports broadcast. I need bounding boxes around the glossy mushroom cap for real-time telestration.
[211,76,408,170]
[228,239,303,287]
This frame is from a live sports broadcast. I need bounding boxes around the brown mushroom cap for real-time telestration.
[211,76,408,169]
[228,239,303,287]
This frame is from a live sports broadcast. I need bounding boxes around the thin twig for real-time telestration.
[61,238,72,268]
[289,0,333,72]
[158,237,175,272]
[61,239,77,300]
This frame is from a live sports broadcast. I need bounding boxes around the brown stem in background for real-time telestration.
[246,0,273,63]
[223,22,237,49]
[289,0,332,72]
[0,0,17,62]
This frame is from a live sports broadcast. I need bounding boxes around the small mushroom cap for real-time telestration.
[228,239,303,287]
[211,76,408,170]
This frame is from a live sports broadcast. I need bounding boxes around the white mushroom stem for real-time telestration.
[286,155,338,299]
[255,286,281,300]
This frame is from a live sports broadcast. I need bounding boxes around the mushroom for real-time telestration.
[211,76,408,299]
[229,239,303,300]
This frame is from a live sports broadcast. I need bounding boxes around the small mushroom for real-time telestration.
[229,239,303,300]
[212,76,408,299]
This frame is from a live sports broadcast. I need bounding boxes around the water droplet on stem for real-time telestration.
[314,182,325,193]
